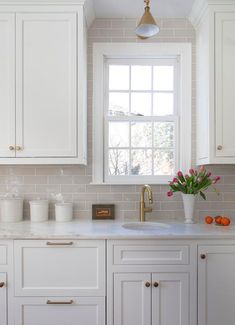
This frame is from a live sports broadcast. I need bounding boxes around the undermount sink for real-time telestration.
[122,222,170,231]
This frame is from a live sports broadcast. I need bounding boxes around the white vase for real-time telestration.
[181,193,196,224]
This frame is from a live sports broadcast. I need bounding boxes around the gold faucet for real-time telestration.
[140,185,153,222]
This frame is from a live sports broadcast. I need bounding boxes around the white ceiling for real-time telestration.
[92,0,195,19]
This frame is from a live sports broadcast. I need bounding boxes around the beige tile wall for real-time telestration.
[0,18,234,222]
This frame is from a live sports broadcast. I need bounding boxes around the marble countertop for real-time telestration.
[0,220,235,239]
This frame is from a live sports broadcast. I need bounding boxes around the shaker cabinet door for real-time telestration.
[113,273,151,325]
[215,12,235,157]
[15,12,77,158]
[0,14,15,158]
[152,273,189,325]
[198,245,235,325]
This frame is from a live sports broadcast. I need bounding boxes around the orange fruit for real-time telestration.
[215,216,222,224]
[205,216,213,224]
[221,217,231,226]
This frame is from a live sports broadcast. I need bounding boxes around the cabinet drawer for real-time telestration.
[14,297,105,325]
[14,240,105,296]
[112,241,189,265]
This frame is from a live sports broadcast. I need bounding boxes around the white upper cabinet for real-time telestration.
[16,13,77,158]
[190,1,235,164]
[0,14,15,158]
[0,4,87,164]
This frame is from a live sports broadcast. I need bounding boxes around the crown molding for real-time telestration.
[0,0,95,27]
[84,0,95,27]
[188,0,235,28]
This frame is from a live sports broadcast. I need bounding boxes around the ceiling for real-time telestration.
[92,0,195,19]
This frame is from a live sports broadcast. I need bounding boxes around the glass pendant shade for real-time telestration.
[136,2,160,39]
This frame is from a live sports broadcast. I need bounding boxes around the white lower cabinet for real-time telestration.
[114,272,189,325]
[0,273,7,325]
[108,240,196,325]
[198,245,235,325]
[14,297,105,325]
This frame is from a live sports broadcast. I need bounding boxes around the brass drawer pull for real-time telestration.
[16,145,23,151]
[145,281,151,288]
[47,300,74,305]
[200,254,206,260]
[46,241,73,246]
[217,145,222,150]
[153,282,159,288]
[9,146,15,151]
[0,282,5,288]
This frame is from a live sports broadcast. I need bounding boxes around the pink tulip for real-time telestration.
[189,168,194,175]
[177,171,183,178]
[173,177,178,183]
[206,172,212,177]
[215,176,221,183]
[185,174,189,179]
[167,190,173,197]
[199,165,205,172]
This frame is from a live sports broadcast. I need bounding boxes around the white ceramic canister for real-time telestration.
[55,202,73,222]
[30,200,49,223]
[1,198,23,222]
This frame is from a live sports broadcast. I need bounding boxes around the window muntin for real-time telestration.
[104,58,179,182]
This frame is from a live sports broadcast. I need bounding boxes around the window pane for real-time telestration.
[131,122,152,147]
[131,93,151,116]
[154,150,174,175]
[131,66,151,90]
[109,149,129,175]
[109,65,129,90]
[154,122,174,148]
[131,150,152,175]
[109,92,129,116]
[153,93,174,116]
[109,122,129,147]
[153,66,174,91]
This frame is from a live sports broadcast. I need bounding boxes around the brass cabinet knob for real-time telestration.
[200,254,206,260]
[217,145,223,150]
[145,281,151,288]
[0,282,5,287]
[153,282,159,288]
[9,146,15,151]
[15,146,23,151]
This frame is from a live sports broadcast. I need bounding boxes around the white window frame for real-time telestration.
[92,43,192,185]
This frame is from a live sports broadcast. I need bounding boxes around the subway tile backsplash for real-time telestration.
[0,19,234,222]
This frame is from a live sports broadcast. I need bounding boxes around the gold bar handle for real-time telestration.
[0,282,5,288]
[16,145,23,151]
[46,241,73,246]
[47,300,74,305]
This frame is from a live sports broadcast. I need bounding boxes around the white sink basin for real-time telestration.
[122,222,170,231]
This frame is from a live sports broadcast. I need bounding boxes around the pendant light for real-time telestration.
[135,0,160,39]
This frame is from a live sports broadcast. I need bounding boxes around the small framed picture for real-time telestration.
[92,204,115,220]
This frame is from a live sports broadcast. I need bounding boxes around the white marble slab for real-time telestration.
[0,220,235,239]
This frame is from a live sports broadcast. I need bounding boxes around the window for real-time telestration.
[93,43,192,184]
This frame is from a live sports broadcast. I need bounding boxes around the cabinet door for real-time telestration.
[16,12,77,157]
[215,12,235,157]
[198,246,235,325]
[14,297,105,325]
[14,240,105,297]
[0,14,15,157]
[114,273,151,325]
[152,273,189,325]
[0,273,7,325]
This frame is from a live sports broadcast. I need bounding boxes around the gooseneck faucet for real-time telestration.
[140,185,153,222]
